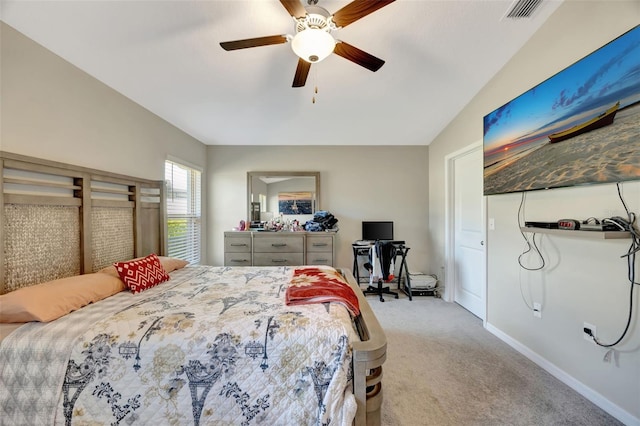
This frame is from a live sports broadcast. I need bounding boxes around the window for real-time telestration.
[165,159,201,264]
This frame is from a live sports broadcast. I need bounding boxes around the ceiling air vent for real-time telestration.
[504,0,543,19]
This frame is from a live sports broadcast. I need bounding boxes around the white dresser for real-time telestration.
[224,231,335,266]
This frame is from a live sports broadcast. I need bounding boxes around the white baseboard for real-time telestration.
[485,322,639,426]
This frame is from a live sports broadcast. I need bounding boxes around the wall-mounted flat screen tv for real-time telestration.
[362,221,394,241]
[483,25,640,196]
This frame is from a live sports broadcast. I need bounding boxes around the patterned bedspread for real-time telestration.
[0,266,359,425]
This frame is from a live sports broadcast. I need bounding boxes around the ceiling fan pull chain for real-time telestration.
[312,67,318,103]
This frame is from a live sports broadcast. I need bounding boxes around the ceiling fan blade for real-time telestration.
[292,58,311,87]
[280,0,307,18]
[332,0,396,28]
[333,42,385,72]
[220,35,288,51]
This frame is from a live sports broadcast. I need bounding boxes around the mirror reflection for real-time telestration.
[247,171,320,229]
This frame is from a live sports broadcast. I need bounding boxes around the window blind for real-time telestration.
[165,160,201,264]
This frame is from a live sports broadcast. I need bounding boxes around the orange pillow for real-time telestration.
[158,256,189,272]
[99,256,188,279]
[114,253,171,294]
[0,273,125,323]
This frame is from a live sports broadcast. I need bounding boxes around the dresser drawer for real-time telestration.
[224,253,252,266]
[253,236,304,253]
[253,253,304,266]
[306,235,333,252]
[306,253,333,266]
[225,236,251,253]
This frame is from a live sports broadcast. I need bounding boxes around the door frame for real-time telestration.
[444,140,487,323]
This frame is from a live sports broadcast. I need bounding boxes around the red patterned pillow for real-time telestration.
[114,253,170,294]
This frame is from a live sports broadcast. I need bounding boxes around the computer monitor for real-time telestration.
[362,221,394,241]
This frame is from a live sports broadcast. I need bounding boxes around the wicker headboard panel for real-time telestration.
[0,152,166,294]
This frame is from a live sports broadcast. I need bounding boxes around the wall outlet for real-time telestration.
[583,322,597,343]
[533,302,542,318]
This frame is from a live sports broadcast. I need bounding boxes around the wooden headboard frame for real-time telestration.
[0,152,166,294]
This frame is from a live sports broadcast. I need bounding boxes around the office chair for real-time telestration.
[363,241,399,302]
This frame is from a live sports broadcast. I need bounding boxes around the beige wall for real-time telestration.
[0,22,206,179]
[428,2,640,423]
[207,145,429,274]
[1,22,208,260]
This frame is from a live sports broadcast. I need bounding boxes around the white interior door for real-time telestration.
[451,145,486,319]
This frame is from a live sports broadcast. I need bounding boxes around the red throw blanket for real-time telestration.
[286,266,360,316]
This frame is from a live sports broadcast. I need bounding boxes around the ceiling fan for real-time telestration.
[220,0,396,87]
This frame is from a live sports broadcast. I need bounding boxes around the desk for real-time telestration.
[352,241,413,301]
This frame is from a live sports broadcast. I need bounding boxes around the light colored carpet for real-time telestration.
[366,293,621,426]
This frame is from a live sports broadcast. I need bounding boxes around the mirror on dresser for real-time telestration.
[247,171,320,227]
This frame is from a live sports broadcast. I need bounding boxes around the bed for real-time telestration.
[0,152,387,425]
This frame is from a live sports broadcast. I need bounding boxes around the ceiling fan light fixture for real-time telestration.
[291,28,335,63]
[220,0,395,87]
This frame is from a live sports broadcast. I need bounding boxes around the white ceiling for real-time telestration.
[1,0,563,146]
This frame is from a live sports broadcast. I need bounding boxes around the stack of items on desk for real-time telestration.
[403,271,439,297]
